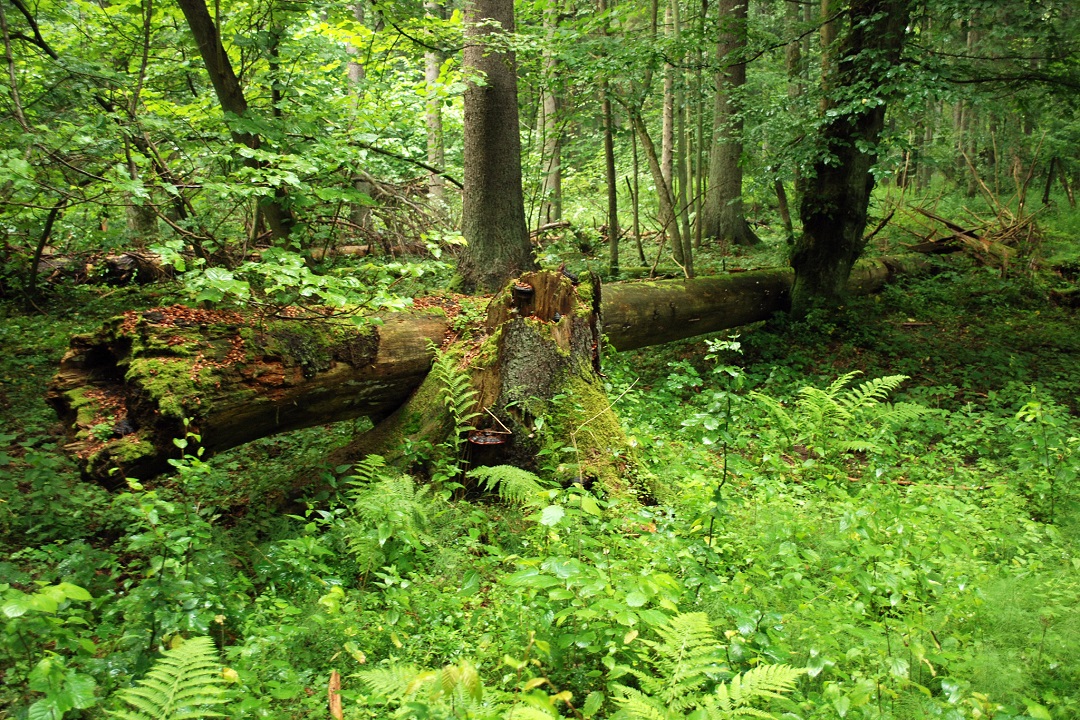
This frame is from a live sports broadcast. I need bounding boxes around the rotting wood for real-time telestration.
[49,253,935,483]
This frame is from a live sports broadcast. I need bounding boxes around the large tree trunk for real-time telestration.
[458,0,537,292]
[49,254,933,483]
[702,0,759,247]
[790,0,912,317]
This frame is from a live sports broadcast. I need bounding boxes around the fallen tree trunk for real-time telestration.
[604,254,932,351]
[49,254,932,482]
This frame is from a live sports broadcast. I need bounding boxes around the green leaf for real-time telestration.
[540,505,565,527]
[56,583,92,602]
[65,673,97,709]
[1025,701,1052,720]
[580,494,602,516]
[625,592,647,608]
[583,691,604,717]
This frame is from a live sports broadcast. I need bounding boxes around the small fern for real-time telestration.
[428,345,481,438]
[346,473,432,573]
[612,612,726,717]
[428,345,482,479]
[349,454,388,485]
[467,465,552,506]
[358,660,489,715]
[112,636,227,720]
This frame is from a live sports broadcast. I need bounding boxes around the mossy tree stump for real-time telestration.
[349,270,640,493]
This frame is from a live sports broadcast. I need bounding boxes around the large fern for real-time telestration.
[112,636,227,720]
[467,465,552,507]
[611,612,726,718]
[751,372,927,462]
[612,614,802,720]
[706,664,804,719]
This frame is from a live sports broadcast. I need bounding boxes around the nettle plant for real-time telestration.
[1011,386,1079,523]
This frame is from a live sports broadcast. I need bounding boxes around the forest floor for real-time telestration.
[2,217,1079,719]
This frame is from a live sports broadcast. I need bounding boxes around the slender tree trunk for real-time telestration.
[602,89,620,275]
[345,2,375,232]
[459,0,536,291]
[539,2,561,223]
[702,0,759,246]
[672,0,693,275]
[630,132,645,263]
[175,0,293,242]
[630,111,685,275]
[790,0,912,317]
[661,2,679,264]
[424,0,446,203]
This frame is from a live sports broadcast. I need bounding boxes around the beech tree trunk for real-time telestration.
[702,0,759,247]
[49,254,932,483]
[458,0,537,292]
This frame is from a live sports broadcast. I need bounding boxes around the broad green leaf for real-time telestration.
[540,505,565,527]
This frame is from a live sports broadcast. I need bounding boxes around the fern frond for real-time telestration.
[643,613,725,706]
[357,664,422,699]
[429,347,480,434]
[467,465,551,506]
[348,454,387,485]
[749,392,798,441]
[825,371,860,395]
[839,374,908,412]
[113,636,227,720]
[710,664,805,720]
[611,686,673,720]
[869,402,930,426]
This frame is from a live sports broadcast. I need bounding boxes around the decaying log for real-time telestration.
[49,253,933,483]
[48,305,446,484]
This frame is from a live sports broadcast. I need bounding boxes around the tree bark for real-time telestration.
[790,0,912,317]
[539,2,561,224]
[50,254,933,482]
[175,0,294,242]
[458,0,537,292]
[702,0,759,247]
[424,0,446,203]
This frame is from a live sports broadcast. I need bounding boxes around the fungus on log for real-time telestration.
[49,254,934,483]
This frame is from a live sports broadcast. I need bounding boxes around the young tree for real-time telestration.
[458,0,537,292]
[175,0,294,242]
[790,0,912,317]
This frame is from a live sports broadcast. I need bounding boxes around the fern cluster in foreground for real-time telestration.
[113,636,227,720]
[612,613,803,720]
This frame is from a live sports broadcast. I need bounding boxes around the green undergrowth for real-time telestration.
[1,264,1079,719]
